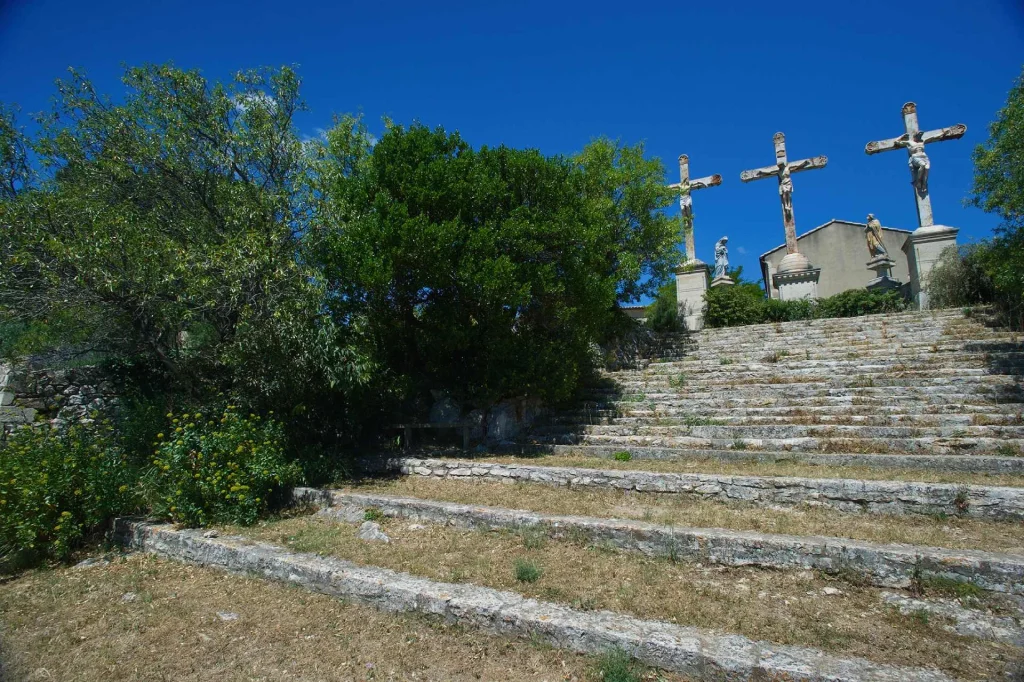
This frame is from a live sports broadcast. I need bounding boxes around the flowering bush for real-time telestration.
[0,421,139,568]
[148,406,301,527]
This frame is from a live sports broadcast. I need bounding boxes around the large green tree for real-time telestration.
[308,122,678,408]
[0,65,356,404]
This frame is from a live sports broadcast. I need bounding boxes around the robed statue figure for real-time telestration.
[865,214,889,258]
[713,236,729,279]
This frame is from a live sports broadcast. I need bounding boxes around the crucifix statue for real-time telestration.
[667,154,722,264]
[740,132,827,259]
[864,102,966,229]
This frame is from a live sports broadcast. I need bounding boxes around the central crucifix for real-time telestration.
[740,133,827,299]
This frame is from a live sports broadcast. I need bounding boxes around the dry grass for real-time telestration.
[343,477,1024,554]
[231,515,1019,681]
[0,554,673,682]
[470,453,1024,488]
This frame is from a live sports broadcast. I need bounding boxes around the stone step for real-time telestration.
[514,444,1024,474]
[535,432,1024,455]
[582,386,1023,402]
[393,458,1024,521]
[551,412,1024,427]
[115,519,960,682]
[564,403,1024,419]
[568,424,1024,439]
[607,374,1021,390]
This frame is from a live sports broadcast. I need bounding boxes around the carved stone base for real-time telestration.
[904,225,958,309]
[710,275,735,288]
[674,261,710,331]
[772,267,820,301]
[866,256,900,292]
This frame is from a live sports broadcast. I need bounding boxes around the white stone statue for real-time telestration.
[905,131,930,196]
[778,164,794,222]
[713,236,729,279]
[865,214,889,258]
[679,188,693,224]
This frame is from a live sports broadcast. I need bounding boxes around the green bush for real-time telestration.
[645,281,681,332]
[612,450,632,462]
[148,406,302,527]
[0,421,139,568]
[705,286,908,328]
[513,558,543,583]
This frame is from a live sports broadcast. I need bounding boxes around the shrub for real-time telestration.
[513,558,543,583]
[0,421,139,569]
[147,406,302,527]
[645,280,681,332]
[705,286,908,329]
[612,450,632,462]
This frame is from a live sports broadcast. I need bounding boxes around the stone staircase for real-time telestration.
[121,308,1024,682]
[530,308,1024,459]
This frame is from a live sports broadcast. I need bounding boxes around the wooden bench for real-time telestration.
[391,422,470,450]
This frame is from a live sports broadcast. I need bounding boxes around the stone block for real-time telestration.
[904,224,958,309]
[674,262,709,331]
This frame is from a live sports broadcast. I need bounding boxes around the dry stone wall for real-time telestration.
[0,362,118,438]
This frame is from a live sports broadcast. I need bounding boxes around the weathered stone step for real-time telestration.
[584,392,1024,409]
[394,458,1024,522]
[571,423,1024,439]
[583,385,1021,403]
[304,486,1024,600]
[538,432,1024,455]
[115,519,957,682]
[552,412,1023,428]
[524,444,1024,474]
[609,374,1020,391]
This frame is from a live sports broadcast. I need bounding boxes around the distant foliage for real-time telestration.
[0,422,139,569]
[148,406,301,527]
[705,287,908,328]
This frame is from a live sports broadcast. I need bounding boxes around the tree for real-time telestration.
[970,67,1024,232]
[0,64,356,407]
[308,123,679,409]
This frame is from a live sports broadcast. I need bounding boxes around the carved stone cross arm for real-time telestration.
[739,155,827,182]
[669,173,723,191]
[864,124,966,155]
[666,154,723,263]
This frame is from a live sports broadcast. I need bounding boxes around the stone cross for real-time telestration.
[667,154,722,263]
[864,102,966,229]
[739,133,827,256]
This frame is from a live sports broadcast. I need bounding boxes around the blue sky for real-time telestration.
[2,0,1022,295]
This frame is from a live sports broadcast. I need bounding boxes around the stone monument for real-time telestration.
[740,132,827,300]
[711,236,733,287]
[863,213,900,291]
[667,154,723,330]
[865,102,966,308]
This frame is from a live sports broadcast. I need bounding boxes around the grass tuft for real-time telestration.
[612,450,632,462]
[590,649,644,682]
[514,558,543,583]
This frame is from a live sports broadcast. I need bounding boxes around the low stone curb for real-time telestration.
[113,519,953,682]
[396,457,1024,522]
[301,489,1024,595]
[527,444,1024,474]
[880,592,1024,647]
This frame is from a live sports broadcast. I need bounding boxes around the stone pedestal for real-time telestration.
[675,261,710,331]
[771,252,820,301]
[773,268,821,300]
[866,255,901,292]
[710,275,735,288]
[903,225,958,309]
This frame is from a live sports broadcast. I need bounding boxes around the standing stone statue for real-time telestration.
[713,236,729,279]
[906,131,930,196]
[864,214,889,258]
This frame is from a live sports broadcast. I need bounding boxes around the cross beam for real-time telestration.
[667,154,722,263]
[739,132,827,255]
[864,102,966,229]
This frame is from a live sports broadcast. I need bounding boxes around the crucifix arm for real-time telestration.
[690,173,723,190]
[864,135,907,155]
[921,123,967,144]
[788,156,827,173]
[739,165,780,183]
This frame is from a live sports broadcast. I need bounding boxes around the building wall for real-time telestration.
[761,221,911,299]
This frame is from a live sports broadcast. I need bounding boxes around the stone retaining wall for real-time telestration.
[0,362,117,438]
[114,519,953,682]
[397,457,1024,522]
[303,489,1024,595]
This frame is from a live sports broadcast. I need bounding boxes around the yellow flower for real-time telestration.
[175,427,183,434]
[118,485,128,493]
[166,412,173,419]
[157,433,164,440]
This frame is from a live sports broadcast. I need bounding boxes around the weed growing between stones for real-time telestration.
[613,451,632,462]
[514,558,543,583]
[364,508,386,522]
